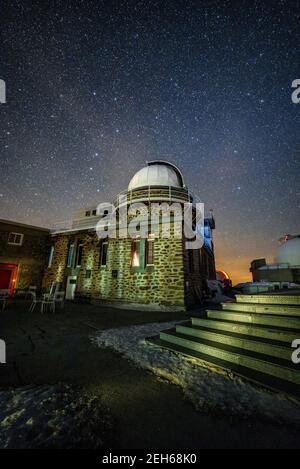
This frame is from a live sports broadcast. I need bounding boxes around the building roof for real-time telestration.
[128,160,185,191]
[0,219,50,232]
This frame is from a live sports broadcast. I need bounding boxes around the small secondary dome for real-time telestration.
[128,160,184,191]
[275,236,300,267]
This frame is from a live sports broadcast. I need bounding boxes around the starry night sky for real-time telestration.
[1,0,300,283]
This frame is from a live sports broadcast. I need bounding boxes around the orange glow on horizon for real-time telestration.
[213,227,279,286]
[215,249,277,286]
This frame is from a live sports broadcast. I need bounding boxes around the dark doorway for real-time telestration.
[0,264,18,296]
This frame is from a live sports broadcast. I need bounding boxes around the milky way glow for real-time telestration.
[0,0,299,283]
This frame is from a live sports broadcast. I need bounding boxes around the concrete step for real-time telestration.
[221,302,300,316]
[207,310,300,330]
[159,330,300,386]
[191,317,297,343]
[175,324,292,360]
[236,294,300,306]
[148,336,300,398]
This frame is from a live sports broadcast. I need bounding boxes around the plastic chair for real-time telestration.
[29,291,44,312]
[25,285,37,299]
[53,291,65,311]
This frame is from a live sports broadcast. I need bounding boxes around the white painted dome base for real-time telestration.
[275,237,300,267]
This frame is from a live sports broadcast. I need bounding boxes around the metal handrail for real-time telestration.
[114,186,193,207]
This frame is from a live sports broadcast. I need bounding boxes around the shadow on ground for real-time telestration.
[0,299,299,449]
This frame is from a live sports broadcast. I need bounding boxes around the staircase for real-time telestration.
[148,294,300,397]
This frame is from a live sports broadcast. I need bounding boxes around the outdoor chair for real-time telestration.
[40,291,65,314]
[29,290,65,314]
[25,285,37,299]
[28,291,45,312]
[40,293,55,314]
[53,291,65,311]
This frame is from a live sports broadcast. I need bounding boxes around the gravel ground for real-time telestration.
[0,384,114,449]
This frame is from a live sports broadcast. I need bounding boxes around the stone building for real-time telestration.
[0,219,50,295]
[43,161,216,310]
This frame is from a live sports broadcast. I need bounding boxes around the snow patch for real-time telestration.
[92,321,300,427]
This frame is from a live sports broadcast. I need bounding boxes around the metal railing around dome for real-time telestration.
[114,185,193,208]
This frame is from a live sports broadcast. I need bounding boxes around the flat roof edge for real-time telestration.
[0,219,50,232]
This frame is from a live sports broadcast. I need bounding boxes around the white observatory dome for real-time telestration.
[128,161,184,191]
[275,237,300,267]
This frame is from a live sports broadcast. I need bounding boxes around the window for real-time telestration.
[92,209,97,216]
[48,246,55,268]
[100,241,108,266]
[131,239,140,267]
[85,211,91,217]
[67,243,75,267]
[75,241,83,267]
[146,239,154,266]
[85,269,92,279]
[8,232,23,246]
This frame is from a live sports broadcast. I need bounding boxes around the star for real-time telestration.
[0,0,299,285]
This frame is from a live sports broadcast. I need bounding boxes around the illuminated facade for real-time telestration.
[43,161,216,310]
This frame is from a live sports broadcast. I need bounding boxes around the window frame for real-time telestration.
[75,241,83,267]
[131,239,140,267]
[67,243,75,268]
[100,240,108,267]
[146,238,154,266]
[7,232,24,246]
[48,245,55,268]
[85,269,92,279]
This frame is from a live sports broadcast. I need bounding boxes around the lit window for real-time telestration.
[48,246,55,268]
[100,241,108,266]
[67,244,74,267]
[146,239,154,266]
[131,239,140,267]
[8,232,24,246]
[75,241,83,267]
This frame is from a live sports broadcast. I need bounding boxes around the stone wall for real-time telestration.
[0,220,49,291]
[42,235,69,289]
[43,230,186,308]
[93,236,185,307]
[183,242,216,307]
[42,222,215,309]
[16,259,46,290]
